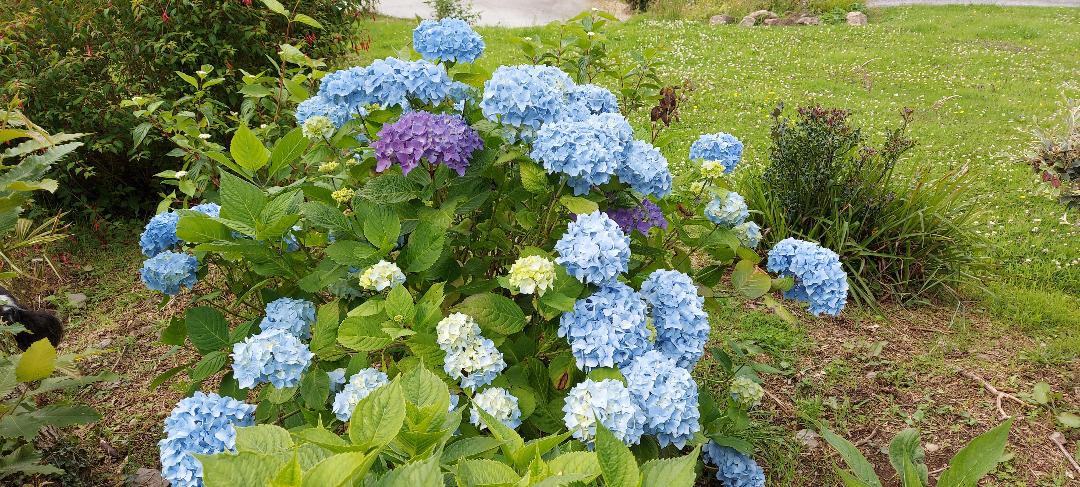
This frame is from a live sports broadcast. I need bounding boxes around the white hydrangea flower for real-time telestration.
[436,313,482,351]
[507,255,556,296]
[443,337,505,391]
[358,260,405,291]
[469,387,522,430]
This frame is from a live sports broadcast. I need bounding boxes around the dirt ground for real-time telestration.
[13,231,1080,486]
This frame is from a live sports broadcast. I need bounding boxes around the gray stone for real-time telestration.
[795,429,821,449]
[709,14,734,25]
[847,11,868,25]
[741,9,778,27]
[66,292,87,308]
[795,15,822,25]
[763,18,783,26]
[133,468,168,487]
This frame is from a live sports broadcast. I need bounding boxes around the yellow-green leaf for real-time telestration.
[16,339,56,382]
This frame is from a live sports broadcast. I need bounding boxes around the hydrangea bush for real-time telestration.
[138,11,848,485]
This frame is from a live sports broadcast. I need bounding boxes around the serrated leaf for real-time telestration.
[190,351,227,381]
[595,421,639,487]
[268,128,308,178]
[338,314,393,351]
[398,222,445,273]
[231,125,270,172]
[348,381,405,450]
[185,307,231,353]
[453,293,526,336]
[236,424,294,454]
[520,160,552,194]
[559,195,598,214]
[640,445,699,487]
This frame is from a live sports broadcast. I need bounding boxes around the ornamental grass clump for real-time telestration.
[138,12,817,484]
[742,105,983,304]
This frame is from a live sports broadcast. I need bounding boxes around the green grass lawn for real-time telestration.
[358,6,1080,358]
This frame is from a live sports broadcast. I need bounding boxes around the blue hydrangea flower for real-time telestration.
[158,392,255,487]
[141,251,198,295]
[766,238,848,316]
[563,379,645,446]
[559,282,651,371]
[689,133,744,173]
[443,336,506,391]
[327,368,347,393]
[531,115,632,195]
[191,203,221,218]
[481,65,572,130]
[705,191,749,227]
[617,140,673,198]
[231,329,313,389]
[331,368,389,421]
[554,211,631,285]
[622,351,701,448]
[316,58,455,112]
[412,18,485,63]
[640,269,710,369]
[258,297,316,340]
[469,387,522,430]
[140,211,180,257]
[735,221,762,248]
[703,442,766,487]
[567,84,619,119]
[295,94,353,128]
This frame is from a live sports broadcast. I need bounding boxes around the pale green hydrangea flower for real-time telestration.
[302,115,335,139]
[318,161,340,173]
[507,255,555,296]
[331,188,354,204]
[700,159,728,180]
[729,376,764,408]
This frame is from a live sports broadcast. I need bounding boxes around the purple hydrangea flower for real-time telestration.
[372,111,483,176]
[605,199,668,235]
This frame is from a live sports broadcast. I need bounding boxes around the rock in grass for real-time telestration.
[847,11,868,26]
[740,10,777,27]
[795,16,821,25]
[710,14,734,25]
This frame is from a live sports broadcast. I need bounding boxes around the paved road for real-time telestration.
[867,0,1079,6]
[377,0,601,27]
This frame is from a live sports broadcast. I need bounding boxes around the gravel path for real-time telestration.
[867,0,1079,6]
[377,0,620,27]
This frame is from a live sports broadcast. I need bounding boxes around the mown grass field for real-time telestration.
[35,6,1079,486]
